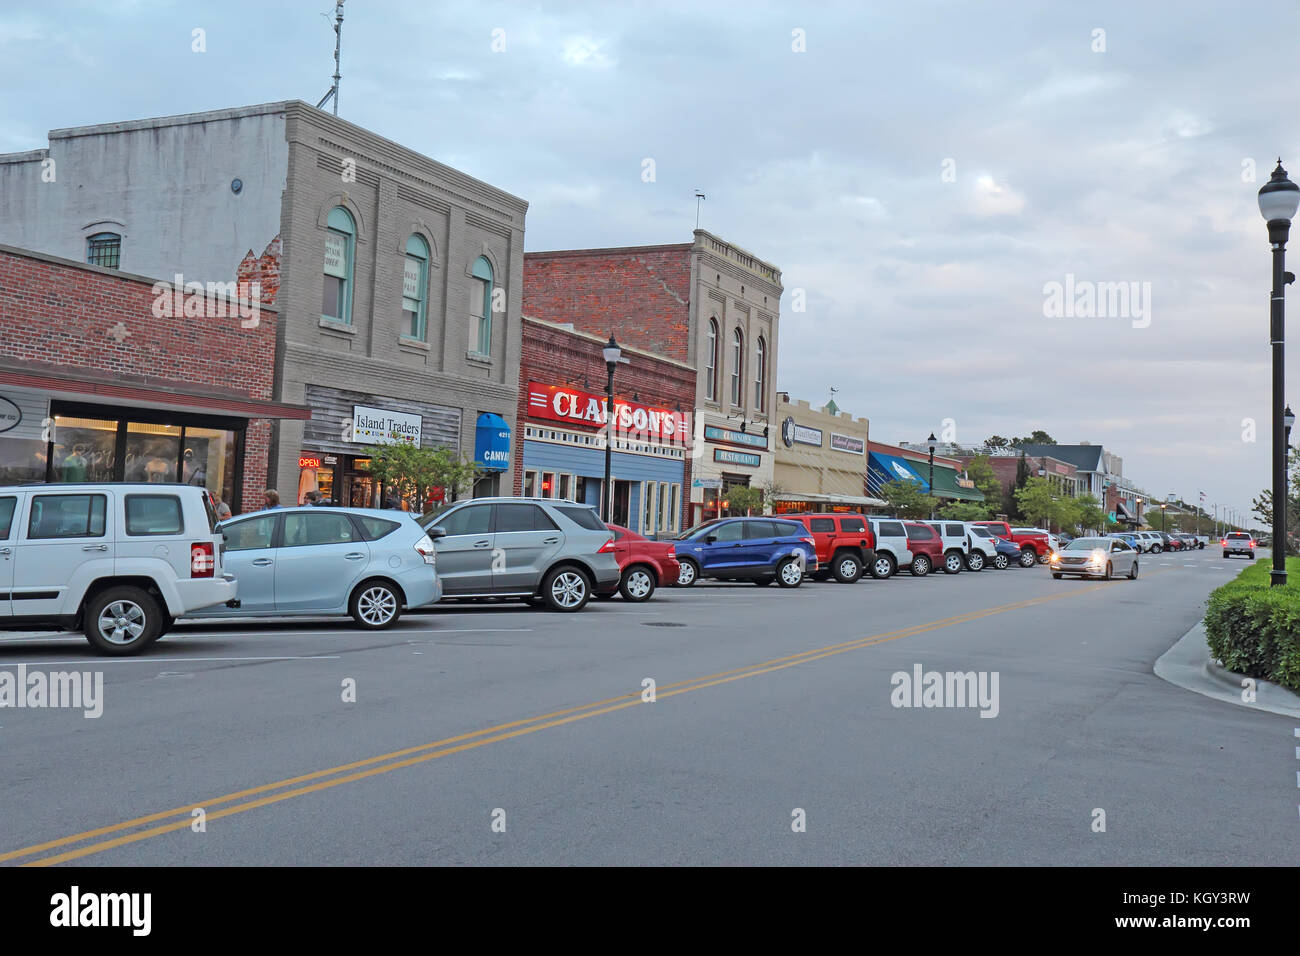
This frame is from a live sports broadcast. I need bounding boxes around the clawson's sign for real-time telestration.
[526,381,690,446]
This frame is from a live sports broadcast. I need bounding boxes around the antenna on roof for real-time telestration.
[694,190,706,230]
[316,1,345,116]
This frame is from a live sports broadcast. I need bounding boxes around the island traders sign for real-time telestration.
[526,381,689,446]
[351,405,422,446]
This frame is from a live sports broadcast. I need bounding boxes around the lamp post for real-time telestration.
[926,432,937,519]
[1258,161,1300,583]
[601,334,622,522]
[1160,501,1167,534]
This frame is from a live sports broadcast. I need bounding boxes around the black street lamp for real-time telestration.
[1160,501,1167,534]
[602,334,622,522]
[926,432,937,519]
[1286,404,1295,555]
[1258,161,1300,584]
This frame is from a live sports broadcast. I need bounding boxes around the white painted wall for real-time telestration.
[0,105,288,282]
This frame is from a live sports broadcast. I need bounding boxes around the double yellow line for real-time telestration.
[4,584,1106,866]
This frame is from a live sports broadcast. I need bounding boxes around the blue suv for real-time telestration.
[673,517,817,588]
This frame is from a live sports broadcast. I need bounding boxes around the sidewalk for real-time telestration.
[1155,622,1300,718]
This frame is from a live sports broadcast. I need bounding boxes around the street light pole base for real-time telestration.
[1269,569,1288,587]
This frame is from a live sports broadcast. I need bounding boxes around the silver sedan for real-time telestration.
[1049,536,1139,580]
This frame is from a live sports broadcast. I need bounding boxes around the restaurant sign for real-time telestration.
[526,381,689,446]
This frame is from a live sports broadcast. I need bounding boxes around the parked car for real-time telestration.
[1107,531,1142,551]
[958,522,998,571]
[1050,536,1139,580]
[193,506,440,629]
[418,498,619,611]
[971,521,1049,567]
[968,524,1015,569]
[674,517,817,588]
[1056,531,1076,547]
[1177,533,1204,550]
[1222,532,1256,559]
[866,517,909,579]
[1135,531,1161,553]
[927,519,974,574]
[902,521,944,576]
[0,483,234,654]
[1017,527,1060,555]
[785,512,875,583]
[599,523,679,602]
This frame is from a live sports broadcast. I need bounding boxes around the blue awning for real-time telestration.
[867,451,930,495]
[474,413,511,471]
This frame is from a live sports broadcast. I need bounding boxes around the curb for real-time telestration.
[1153,622,1300,719]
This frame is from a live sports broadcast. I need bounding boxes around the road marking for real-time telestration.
[0,656,341,666]
[2,579,1125,866]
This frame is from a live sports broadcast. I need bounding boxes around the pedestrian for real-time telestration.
[213,494,233,522]
[303,490,322,506]
[262,489,282,510]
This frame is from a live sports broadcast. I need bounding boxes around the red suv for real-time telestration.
[599,524,680,602]
[784,513,875,583]
[902,521,944,576]
[971,521,1050,568]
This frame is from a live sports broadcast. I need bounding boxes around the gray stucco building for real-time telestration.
[0,100,526,507]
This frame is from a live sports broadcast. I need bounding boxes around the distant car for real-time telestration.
[972,521,1047,567]
[1057,532,1076,547]
[600,523,679,602]
[1222,532,1255,559]
[969,524,1016,569]
[1156,531,1181,552]
[674,517,817,588]
[1176,533,1204,550]
[1108,531,1141,552]
[1134,531,1161,553]
[785,512,875,583]
[902,521,944,576]
[196,506,440,629]
[418,498,620,611]
[1050,536,1139,580]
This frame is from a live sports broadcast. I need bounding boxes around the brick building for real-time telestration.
[0,243,308,512]
[524,231,782,524]
[516,316,694,535]
[0,100,526,509]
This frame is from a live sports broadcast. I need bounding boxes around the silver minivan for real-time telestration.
[0,483,234,654]
[419,498,621,611]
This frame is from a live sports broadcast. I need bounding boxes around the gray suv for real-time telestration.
[418,498,620,611]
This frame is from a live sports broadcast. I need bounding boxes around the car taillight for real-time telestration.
[414,534,436,566]
[191,541,215,578]
[801,536,815,547]
[597,537,616,554]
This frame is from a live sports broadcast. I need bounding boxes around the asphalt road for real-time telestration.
[1,549,1295,866]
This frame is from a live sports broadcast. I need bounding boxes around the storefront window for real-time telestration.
[52,417,117,483]
[542,472,556,497]
[523,471,536,497]
[182,427,236,507]
[558,474,570,501]
[0,436,48,484]
[643,482,657,534]
[125,421,181,483]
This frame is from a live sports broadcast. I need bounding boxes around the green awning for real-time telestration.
[930,464,985,502]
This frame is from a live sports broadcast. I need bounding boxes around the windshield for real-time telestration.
[678,520,723,540]
[1065,538,1109,550]
[970,527,993,537]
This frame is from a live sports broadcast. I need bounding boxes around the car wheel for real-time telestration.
[943,551,964,574]
[776,557,804,588]
[993,553,1009,570]
[965,550,985,571]
[84,586,163,655]
[619,565,656,602]
[676,558,699,587]
[911,554,931,576]
[1104,562,1113,581]
[1018,548,1037,568]
[833,552,863,583]
[350,580,403,629]
[1151,545,1162,554]
[870,554,896,579]
[543,566,591,611]
[1052,572,1062,580]
[1129,560,1139,580]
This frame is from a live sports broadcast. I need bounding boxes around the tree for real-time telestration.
[362,443,481,512]
[937,501,991,521]
[726,484,765,516]
[965,455,1003,505]
[984,435,1010,449]
[1071,493,1104,533]
[1014,477,1057,527]
[1250,447,1300,553]
[879,479,939,519]
[1011,430,1056,447]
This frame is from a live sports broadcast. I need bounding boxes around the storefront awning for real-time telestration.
[773,492,889,509]
[474,412,511,471]
[0,366,311,420]
[867,451,929,495]
[929,464,985,502]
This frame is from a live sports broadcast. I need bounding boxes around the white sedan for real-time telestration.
[1049,536,1138,580]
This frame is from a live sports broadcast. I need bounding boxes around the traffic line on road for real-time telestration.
[2,578,1133,866]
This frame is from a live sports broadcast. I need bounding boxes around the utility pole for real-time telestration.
[316,1,345,116]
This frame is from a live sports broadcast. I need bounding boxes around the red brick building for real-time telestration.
[0,243,308,512]
[517,316,695,535]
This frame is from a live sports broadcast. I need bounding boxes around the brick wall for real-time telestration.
[523,245,693,362]
[236,234,282,307]
[0,247,280,510]
[514,317,694,527]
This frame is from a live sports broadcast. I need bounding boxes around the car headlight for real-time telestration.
[1050,553,1060,563]
[1090,550,1105,563]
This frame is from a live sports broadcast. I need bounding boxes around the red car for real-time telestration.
[971,521,1050,568]
[784,512,875,583]
[598,524,681,602]
[902,521,945,576]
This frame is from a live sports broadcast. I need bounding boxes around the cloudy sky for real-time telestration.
[2,0,1296,523]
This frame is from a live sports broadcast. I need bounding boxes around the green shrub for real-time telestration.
[1204,557,1300,691]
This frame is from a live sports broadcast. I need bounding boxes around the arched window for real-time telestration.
[705,319,718,401]
[470,256,494,355]
[754,336,766,408]
[731,328,744,406]
[322,207,355,324]
[86,232,121,269]
[403,235,429,340]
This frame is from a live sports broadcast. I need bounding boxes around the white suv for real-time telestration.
[0,483,235,654]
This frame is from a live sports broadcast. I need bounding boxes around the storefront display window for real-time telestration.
[125,422,181,483]
[51,416,117,483]
[0,436,50,484]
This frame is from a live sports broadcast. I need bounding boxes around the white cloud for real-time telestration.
[561,36,615,69]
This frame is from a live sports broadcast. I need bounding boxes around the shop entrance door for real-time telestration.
[611,480,632,526]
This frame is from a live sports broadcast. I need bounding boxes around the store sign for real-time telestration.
[693,477,723,489]
[0,396,21,435]
[474,413,512,472]
[299,456,322,469]
[780,417,823,448]
[351,405,422,446]
[830,432,865,455]
[323,233,347,278]
[704,425,767,450]
[526,381,689,445]
[402,258,422,300]
[714,448,761,468]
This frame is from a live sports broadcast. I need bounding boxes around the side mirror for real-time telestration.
[427,526,447,539]
[705,534,718,544]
